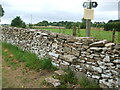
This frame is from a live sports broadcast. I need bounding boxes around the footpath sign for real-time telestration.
[84,8,94,20]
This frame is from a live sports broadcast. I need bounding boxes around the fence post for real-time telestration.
[112,28,116,43]
[77,25,80,37]
[59,27,61,33]
[73,25,76,36]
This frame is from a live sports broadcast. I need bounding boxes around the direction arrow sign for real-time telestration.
[92,2,98,8]
[83,1,98,8]
[83,2,90,8]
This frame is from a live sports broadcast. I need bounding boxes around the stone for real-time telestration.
[105,43,115,47]
[90,47,103,51]
[54,70,66,76]
[51,62,59,67]
[92,66,102,73]
[60,55,77,63]
[67,37,77,42]
[82,46,89,49]
[89,40,107,47]
[78,59,85,63]
[97,61,104,66]
[52,43,58,49]
[74,65,81,68]
[74,42,83,45]
[48,52,59,58]
[116,65,120,68]
[41,33,48,36]
[113,59,120,63]
[114,44,120,50]
[103,55,110,62]
[45,77,61,87]
[85,64,93,71]
[99,66,107,69]
[62,61,70,65]
[104,63,114,66]
[92,75,100,79]
[63,46,71,54]
[101,74,111,78]
[71,48,80,56]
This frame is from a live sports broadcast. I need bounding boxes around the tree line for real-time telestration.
[10,16,120,31]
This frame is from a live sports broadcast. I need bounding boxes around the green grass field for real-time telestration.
[41,28,120,43]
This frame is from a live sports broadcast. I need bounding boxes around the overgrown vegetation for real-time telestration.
[59,69,77,88]
[79,76,100,88]
[49,68,100,88]
[52,69,77,88]
[104,22,120,31]
[2,42,57,71]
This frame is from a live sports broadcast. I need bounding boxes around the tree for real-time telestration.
[65,22,73,29]
[11,16,26,28]
[81,18,86,29]
[0,5,4,17]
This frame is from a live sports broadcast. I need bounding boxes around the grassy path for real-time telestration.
[2,44,54,88]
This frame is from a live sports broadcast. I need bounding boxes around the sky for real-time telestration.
[0,0,119,24]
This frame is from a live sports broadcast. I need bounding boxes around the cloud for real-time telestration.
[0,0,119,24]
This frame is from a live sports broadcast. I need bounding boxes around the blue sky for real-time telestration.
[0,0,119,24]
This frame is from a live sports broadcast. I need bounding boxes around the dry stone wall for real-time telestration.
[1,27,120,88]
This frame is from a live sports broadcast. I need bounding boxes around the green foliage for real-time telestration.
[11,16,26,28]
[80,23,86,29]
[0,5,4,17]
[36,20,48,26]
[79,77,100,88]
[65,22,73,29]
[38,58,57,71]
[92,22,105,28]
[62,69,77,84]
[2,42,57,71]
[81,18,86,29]
[104,22,120,31]
[56,69,77,88]
[29,23,33,29]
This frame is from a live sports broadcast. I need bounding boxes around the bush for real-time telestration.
[79,77,100,88]
[104,22,120,31]
[56,69,77,88]
[39,58,57,71]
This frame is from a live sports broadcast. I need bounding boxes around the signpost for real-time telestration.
[83,0,98,37]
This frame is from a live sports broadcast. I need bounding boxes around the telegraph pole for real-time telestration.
[31,14,32,24]
[86,0,92,37]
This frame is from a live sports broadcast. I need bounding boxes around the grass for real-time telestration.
[2,42,57,71]
[79,76,100,88]
[51,68,100,88]
[41,28,119,43]
[52,69,77,88]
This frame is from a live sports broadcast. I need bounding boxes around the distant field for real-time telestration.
[40,28,120,43]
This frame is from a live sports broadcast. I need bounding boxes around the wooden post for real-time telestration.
[112,28,116,43]
[77,25,80,37]
[63,28,65,34]
[59,27,61,33]
[73,25,76,36]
